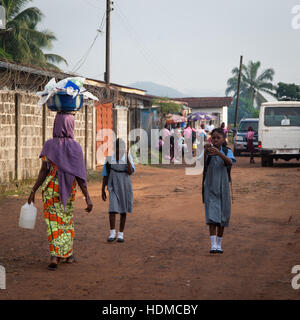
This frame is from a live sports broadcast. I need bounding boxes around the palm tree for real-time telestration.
[0,47,11,59]
[0,0,67,70]
[226,60,276,107]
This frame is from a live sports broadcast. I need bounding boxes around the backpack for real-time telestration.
[105,156,129,176]
[106,157,111,177]
[201,145,232,203]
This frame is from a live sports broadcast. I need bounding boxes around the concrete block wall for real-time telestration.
[45,107,56,141]
[0,90,96,185]
[85,103,95,170]
[0,92,16,183]
[19,94,43,180]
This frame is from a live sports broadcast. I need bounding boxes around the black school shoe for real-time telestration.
[107,236,116,242]
[216,249,224,253]
[209,249,218,254]
[117,237,124,243]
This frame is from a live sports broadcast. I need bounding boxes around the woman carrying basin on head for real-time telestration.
[27,112,93,271]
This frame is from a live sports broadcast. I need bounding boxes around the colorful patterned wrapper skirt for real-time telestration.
[41,157,76,258]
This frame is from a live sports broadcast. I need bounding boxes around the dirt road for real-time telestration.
[0,157,300,300]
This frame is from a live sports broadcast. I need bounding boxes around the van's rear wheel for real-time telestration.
[261,156,273,167]
[268,157,274,167]
[261,156,268,167]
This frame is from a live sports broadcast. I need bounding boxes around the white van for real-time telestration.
[258,101,300,167]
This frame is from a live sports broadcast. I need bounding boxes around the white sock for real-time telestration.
[109,229,116,238]
[118,232,124,239]
[210,235,217,250]
[217,237,223,250]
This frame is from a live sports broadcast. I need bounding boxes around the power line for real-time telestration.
[114,2,181,90]
[99,8,106,31]
[72,33,100,73]
[115,3,175,80]
[71,11,106,73]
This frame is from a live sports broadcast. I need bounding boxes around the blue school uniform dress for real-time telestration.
[204,148,236,227]
[102,154,135,214]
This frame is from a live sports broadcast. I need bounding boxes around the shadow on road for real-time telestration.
[273,162,300,168]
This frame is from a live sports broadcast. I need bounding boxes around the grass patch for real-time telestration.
[0,179,35,198]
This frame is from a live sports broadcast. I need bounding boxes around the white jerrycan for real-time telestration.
[19,203,37,230]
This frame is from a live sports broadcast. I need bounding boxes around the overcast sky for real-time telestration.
[32,0,300,97]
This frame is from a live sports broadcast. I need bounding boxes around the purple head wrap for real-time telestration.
[40,113,87,209]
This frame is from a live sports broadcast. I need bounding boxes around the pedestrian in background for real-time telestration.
[221,122,228,147]
[184,122,193,159]
[162,123,172,160]
[205,120,215,133]
[246,126,255,164]
[197,123,207,141]
[162,123,171,141]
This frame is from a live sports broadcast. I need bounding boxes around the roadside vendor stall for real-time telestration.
[187,112,217,128]
[165,113,187,126]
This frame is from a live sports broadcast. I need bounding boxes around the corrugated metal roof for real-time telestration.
[0,59,146,94]
[175,97,233,108]
[0,60,68,78]
[127,93,188,105]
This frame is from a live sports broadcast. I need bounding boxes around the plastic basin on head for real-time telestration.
[46,92,84,112]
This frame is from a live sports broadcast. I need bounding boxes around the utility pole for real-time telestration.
[234,55,243,130]
[105,0,112,85]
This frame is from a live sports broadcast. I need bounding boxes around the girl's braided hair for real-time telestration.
[211,127,226,137]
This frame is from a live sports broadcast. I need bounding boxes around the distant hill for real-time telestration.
[129,81,185,98]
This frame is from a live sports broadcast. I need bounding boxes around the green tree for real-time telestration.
[152,97,184,127]
[0,0,67,70]
[228,96,255,124]
[226,60,276,107]
[252,108,260,118]
[276,82,300,101]
[0,47,11,59]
